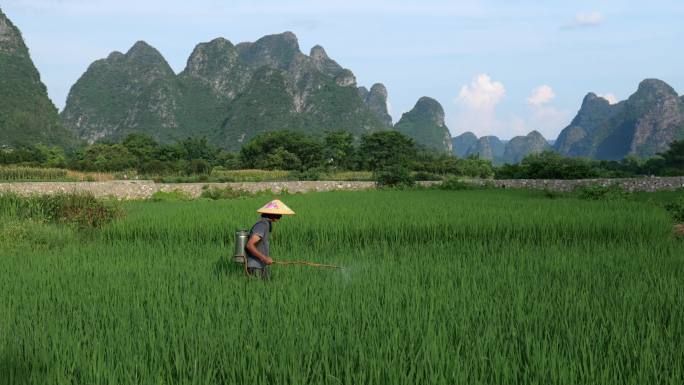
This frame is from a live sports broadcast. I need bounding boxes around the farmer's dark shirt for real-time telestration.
[246,218,270,269]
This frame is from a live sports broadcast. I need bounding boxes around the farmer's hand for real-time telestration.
[263,257,273,265]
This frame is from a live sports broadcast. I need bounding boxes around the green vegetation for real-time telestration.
[496,141,684,179]
[0,10,77,149]
[393,96,451,153]
[2,132,683,183]
[60,34,386,151]
[664,196,684,222]
[0,192,120,228]
[0,166,68,181]
[0,188,682,384]
[149,189,192,202]
[210,168,291,182]
[199,186,254,200]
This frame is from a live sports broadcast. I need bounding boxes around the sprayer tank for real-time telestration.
[233,229,249,263]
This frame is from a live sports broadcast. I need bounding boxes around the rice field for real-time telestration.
[1,189,683,384]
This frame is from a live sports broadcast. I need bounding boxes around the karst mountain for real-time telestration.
[0,8,76,148]
[554,79,684,160]
[2,8,683,161]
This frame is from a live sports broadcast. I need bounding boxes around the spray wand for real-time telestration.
[273,260,343,269]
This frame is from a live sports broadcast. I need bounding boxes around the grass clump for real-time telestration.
[0,192,121,228]
[0,218,75,249]
[440,176,475,190]
[37,193,121,228]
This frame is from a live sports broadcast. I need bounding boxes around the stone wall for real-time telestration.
[468,176,684,192]
[0,180,383,200]
[0,177,681,199]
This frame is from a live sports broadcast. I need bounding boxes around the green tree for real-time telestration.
[359,131,416,171]
[660,140,684,175]
[178,137,216,161]
[240,131,323,170]
[36,144,67,168]
[73,144,137,171]
[263,148,302,170]
[323,130,354,170]
[122,133,160,167]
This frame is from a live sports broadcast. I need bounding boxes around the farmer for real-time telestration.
[244,199,295,279]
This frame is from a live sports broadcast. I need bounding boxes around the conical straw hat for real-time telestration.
[257,199,295,215]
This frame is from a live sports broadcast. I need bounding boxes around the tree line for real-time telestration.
[1,131,683,181]
[496,140,684,179]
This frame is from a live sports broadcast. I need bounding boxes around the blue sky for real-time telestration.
[3,0,684,140]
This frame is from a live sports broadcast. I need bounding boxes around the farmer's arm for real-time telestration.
[245,234,273,265]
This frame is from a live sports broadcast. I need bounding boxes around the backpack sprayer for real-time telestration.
[233,229,342,270]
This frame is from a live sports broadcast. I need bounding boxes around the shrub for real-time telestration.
[413,171,441,181]
[374,166,415,188]
[35,193,121,228]
[185,159,210,175]
[200,187,251,200]
[440,176,474,190]
[664,198,684,223]
[575,184,628,201]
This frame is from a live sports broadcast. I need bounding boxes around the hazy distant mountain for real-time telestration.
[62,32,387,150]
[466,136,506,162]
[0,9,76,148]
[452,132,477,157]
[555,79,684,160]
[503,130,551,164]
[394,97,452,153]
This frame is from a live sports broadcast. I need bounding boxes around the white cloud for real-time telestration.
[452,74,507,137]
[598,93,618,104]
[526,85,555,107]
[516,85,571,139]
[563,11,603,29]
[456,74,506,109]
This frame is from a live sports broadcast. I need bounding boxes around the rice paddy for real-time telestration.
[1,189,683,384]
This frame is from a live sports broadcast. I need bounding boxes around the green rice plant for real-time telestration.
[1,189,682,384]
[0,218,75,250]
[150,189,192,202]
